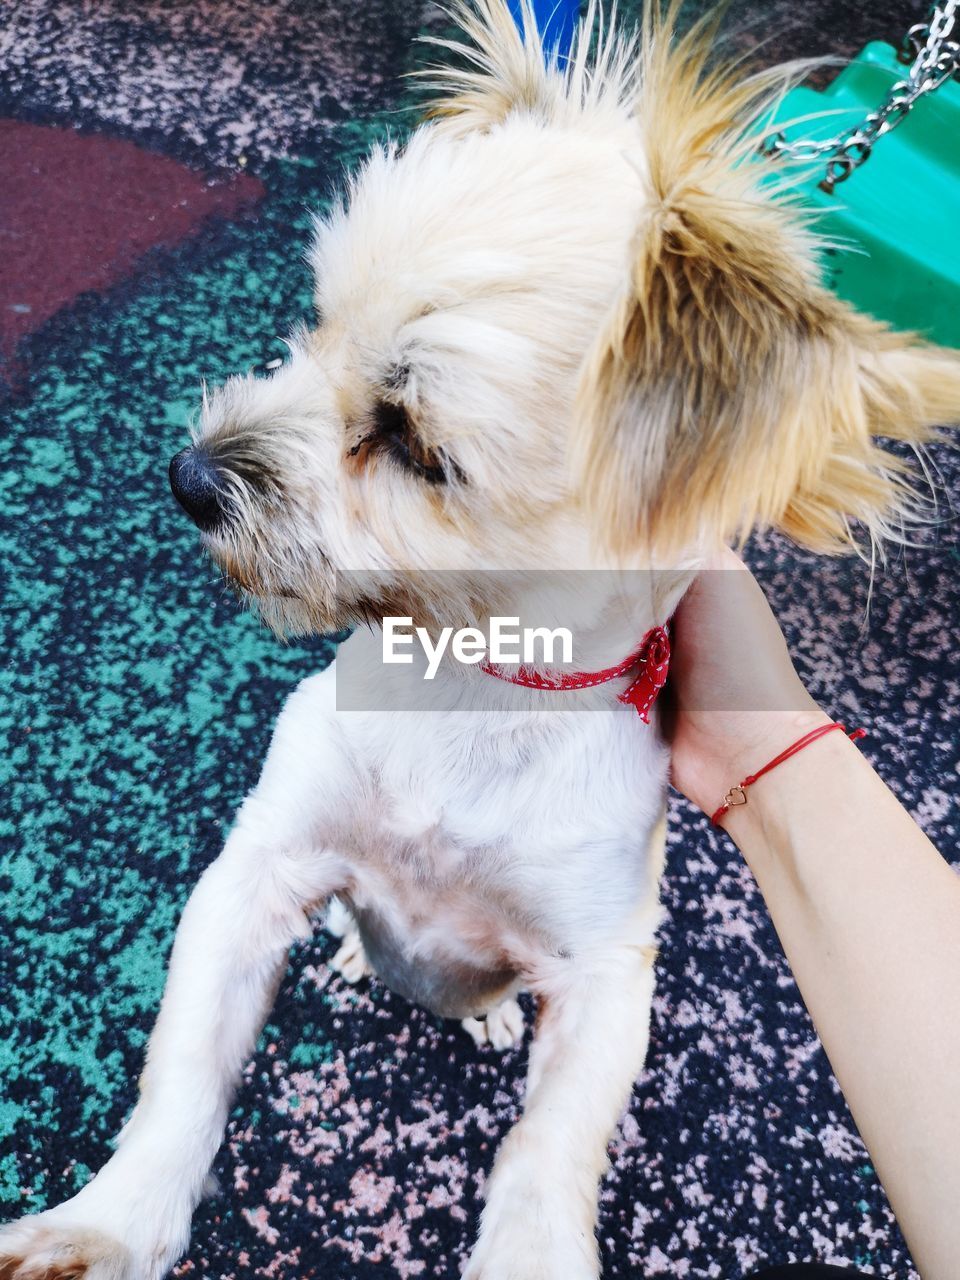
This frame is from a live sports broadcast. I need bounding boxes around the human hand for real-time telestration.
[666,547,831,818]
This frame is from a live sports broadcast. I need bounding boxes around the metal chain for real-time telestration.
[761,0,960,193]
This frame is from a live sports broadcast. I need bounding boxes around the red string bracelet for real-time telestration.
[710,722,867,827]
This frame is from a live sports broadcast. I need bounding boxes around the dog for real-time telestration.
[3,3,960,1277]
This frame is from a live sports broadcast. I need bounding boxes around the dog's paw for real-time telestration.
[0,1212,135,1280]
[326,897,372,986]
[332,930,371,985]
[464,1131,599,1280]
[0,1179,190,1280]
[324,895,352,939]
[462,997,524,1052]
[485,998,525,1050]
[462,1224,598,1280]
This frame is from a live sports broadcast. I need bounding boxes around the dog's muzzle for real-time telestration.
[169,447,228,532]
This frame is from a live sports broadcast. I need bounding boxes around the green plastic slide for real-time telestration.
[763,42,960,348]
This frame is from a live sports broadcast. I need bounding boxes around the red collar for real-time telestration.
[479,624,671,723]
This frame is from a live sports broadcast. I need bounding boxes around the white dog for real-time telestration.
[3,3,959,1278]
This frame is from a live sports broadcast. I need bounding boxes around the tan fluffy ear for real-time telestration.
[777,328,960,553]
[573,10,960,559]
[575,217,960,558]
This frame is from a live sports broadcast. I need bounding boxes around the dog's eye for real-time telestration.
[371,399,451,486]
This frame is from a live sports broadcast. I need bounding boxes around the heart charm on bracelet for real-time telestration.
[711,724,866,827]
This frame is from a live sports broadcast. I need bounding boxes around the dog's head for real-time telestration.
[172,0,960,634]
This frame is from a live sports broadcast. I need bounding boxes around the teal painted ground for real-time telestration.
[0,150,344,1197]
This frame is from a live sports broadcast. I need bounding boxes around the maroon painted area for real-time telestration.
[0,120,263,361]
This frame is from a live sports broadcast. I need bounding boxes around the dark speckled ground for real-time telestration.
[1,3,956,1277]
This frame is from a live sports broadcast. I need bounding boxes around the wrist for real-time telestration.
[683,703,832,819]
[716,713,861,844]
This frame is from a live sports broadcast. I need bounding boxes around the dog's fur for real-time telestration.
[4,3,960,1277]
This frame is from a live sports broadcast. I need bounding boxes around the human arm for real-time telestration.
[668,549,960,1280]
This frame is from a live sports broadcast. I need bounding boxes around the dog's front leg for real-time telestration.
[463,942,657,1280]
[0,817,344,1280]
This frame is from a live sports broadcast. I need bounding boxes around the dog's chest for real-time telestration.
[332,702,668,1016]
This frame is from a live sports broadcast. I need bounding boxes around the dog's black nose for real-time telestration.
[169,447,227,531]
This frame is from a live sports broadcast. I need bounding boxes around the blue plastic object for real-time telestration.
[508,0,581,58]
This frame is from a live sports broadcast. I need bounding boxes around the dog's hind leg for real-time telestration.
[462,927,659,1279]
[0,682,352,1280]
